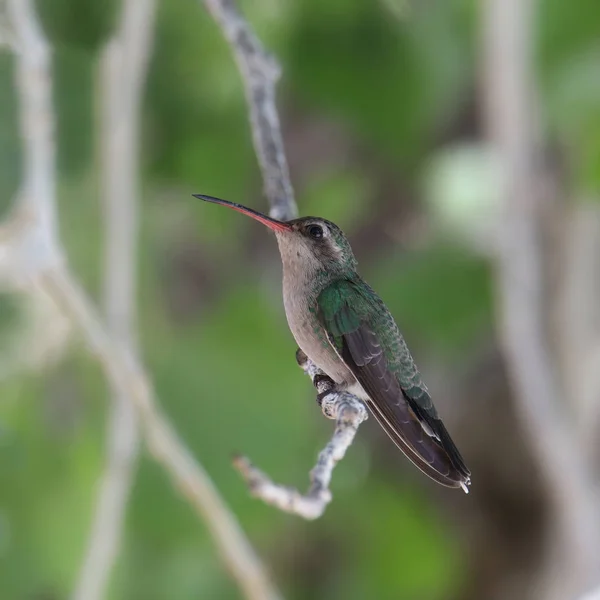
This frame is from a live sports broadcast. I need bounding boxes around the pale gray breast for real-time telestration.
[282,273,355,386]
[276,233,356,385]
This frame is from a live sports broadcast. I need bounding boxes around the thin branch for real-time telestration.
[481,0,600,596]
[234,351,368,520]
[559,203,600,451]
[202,0,369,518]
[202,0,296,221]
[37,267,281,600]
[581,586,600,600]
[6,0,60,274]
[0,7,17,50]
[72,2,156,599]
[5,2,281,599]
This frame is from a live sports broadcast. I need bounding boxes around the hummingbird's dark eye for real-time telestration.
[307,224,323,239]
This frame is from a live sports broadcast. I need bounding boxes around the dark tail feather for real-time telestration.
[407,399,471,481]
[366,399,471,491]
[435,420,471,479]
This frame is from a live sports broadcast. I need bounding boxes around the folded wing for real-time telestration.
[317,279,471,489]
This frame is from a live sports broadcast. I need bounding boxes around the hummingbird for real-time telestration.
[194,194,471,492]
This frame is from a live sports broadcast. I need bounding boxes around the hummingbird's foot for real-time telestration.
[295,347,338,409]
[317,389,335,410]
[313,373,334,390]
[295,348,308,367]
[314,374,335,403]
[316,389,333,407]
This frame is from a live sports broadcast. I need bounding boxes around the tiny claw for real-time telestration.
[296,348,308,367]
[318,393,339,419]
[316,389,331,407]
[313,373,335,392]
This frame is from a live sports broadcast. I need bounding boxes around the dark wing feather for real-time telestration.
[318,279,471,489]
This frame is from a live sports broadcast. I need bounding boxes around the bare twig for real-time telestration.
[202,0,369,518]
[6,0,59,274]
[481,0,600,597]
[72,2,156,599]
[0,6,17,50]
[559,204,600,451]
[234,352,368,520]
[37,268,281,600]
[202,0,296,221]
[6,2,281,599]
[581,586,600,600]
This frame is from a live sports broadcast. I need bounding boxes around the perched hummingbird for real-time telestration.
[194,194,471,492]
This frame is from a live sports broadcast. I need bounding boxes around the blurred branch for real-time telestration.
[581,586,600,600]
[203,0,370,518]
[559,204,600,451]
[4,2,281,599]
[6,0,60,275]
[482,0,600,597]
[203,0,296,221]
[0,7,16,50]
[37,268,281,600]
[72,2,156,600]
[234,351,368,520]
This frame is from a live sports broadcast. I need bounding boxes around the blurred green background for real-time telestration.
[1,0,599,599]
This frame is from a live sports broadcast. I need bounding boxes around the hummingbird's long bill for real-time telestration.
[193,194,292,233]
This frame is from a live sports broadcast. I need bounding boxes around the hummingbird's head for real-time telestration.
[193,195,358,277]
[280,216,358,276]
